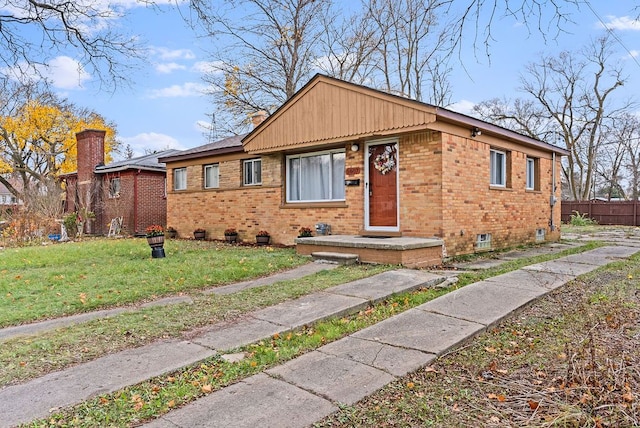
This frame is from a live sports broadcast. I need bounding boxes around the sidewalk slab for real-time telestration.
[205,262,336,295]
[417,280,544,326]
[0,307,129,341]
[0,340,215,428]
[319,336,436,377]
[482,269,575,292]
[192,317,284,351]
[583,245,638,259]
[352,309,484,355]
[267,351,395,405]
[328,269,444,302]
[522,260,602,276]
[145,374,336,428]
[252,292,368,329]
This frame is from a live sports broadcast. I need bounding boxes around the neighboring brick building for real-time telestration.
[160,75,568,258]
[62,129,178,235]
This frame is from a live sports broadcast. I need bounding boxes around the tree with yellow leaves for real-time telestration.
[0,83,118,203]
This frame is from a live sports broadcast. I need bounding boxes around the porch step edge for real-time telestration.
[311,252,359,265]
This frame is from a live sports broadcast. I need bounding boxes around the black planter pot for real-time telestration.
[194,231,206,240]
[256,235,270,245]
[151,247,166,258]
[225,234,238,243]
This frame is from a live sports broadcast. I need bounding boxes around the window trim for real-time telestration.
[490,149,506,187]
[243,158,262,186]
[108,177,121,198]
[526,156,540,191]
[285,148,346,203]
[204,163,220,189]
[173,167,187,191]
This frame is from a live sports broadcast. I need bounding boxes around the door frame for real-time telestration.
[364,138,400,232]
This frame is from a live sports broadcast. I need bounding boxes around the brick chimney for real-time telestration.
[251,110,268,128]
[75,129,106,235]
[76,129,106,183]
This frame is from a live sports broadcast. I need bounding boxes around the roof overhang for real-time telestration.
[434,108,570,156]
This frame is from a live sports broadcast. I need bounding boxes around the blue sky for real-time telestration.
[27,1,640,159]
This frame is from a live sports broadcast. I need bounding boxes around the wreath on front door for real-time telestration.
[373,145,396,175]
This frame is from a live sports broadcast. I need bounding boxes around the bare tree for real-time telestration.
[616,113,640,200]
[316,9,380,85]
[0,0,145,90]
[199,0,331,132]
[475,36,632,201]
[442,0,581,58]
[365,0,450,103]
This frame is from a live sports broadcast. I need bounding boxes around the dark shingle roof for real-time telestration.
[94,149,181,173]
[158,134,246,163]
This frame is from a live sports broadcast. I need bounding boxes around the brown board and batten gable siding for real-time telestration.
[242,75,437,154]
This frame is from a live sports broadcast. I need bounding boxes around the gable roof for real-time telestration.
[242,74,437,154]
[158,134,246,163]
[242,74,568,156]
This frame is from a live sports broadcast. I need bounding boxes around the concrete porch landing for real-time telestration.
[295,235,444,268]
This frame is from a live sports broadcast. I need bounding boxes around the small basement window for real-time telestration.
[536,228,546,242]
[476,233,492,250]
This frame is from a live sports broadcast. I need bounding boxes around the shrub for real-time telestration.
[569,211,598,226]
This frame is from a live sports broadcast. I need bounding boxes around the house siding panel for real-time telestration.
[243,79,436,153]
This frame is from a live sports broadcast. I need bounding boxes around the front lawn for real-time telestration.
[0,238,307,327]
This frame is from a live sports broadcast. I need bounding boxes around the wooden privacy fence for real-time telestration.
[561,200,640,226]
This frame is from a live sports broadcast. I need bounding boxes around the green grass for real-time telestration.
[0,238,307,327]
[1,264,392,387]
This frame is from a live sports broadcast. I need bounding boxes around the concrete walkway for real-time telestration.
[1,243,637,427]
[0,269,444,428]
[141,245,638,428]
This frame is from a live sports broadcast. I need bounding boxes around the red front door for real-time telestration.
[367,142,398,229]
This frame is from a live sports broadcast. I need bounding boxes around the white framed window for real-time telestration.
[286,149,345,202]
[243,159,262,186]
[526,157,535,190]
[476,233,492,250]
[490,149,506,187]
[108,177,121,198]
[204,164,219,189]
[173,167,187,191]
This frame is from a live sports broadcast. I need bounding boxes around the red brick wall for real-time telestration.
[101,171,167,235]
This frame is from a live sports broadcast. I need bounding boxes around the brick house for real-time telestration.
[160,75,568,260]
[62,129,178,235]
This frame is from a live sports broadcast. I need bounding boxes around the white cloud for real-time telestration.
[191,61,224,74]
[155,62,186,74]
[119,132,187,157]
[152,47,195,61]
[3,56,90,90]
[46,56,91,89]
[599,15,640,31]
[147,82,207,98]
[447,99,476,115]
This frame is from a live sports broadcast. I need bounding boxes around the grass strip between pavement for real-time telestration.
[21,241,604,427]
